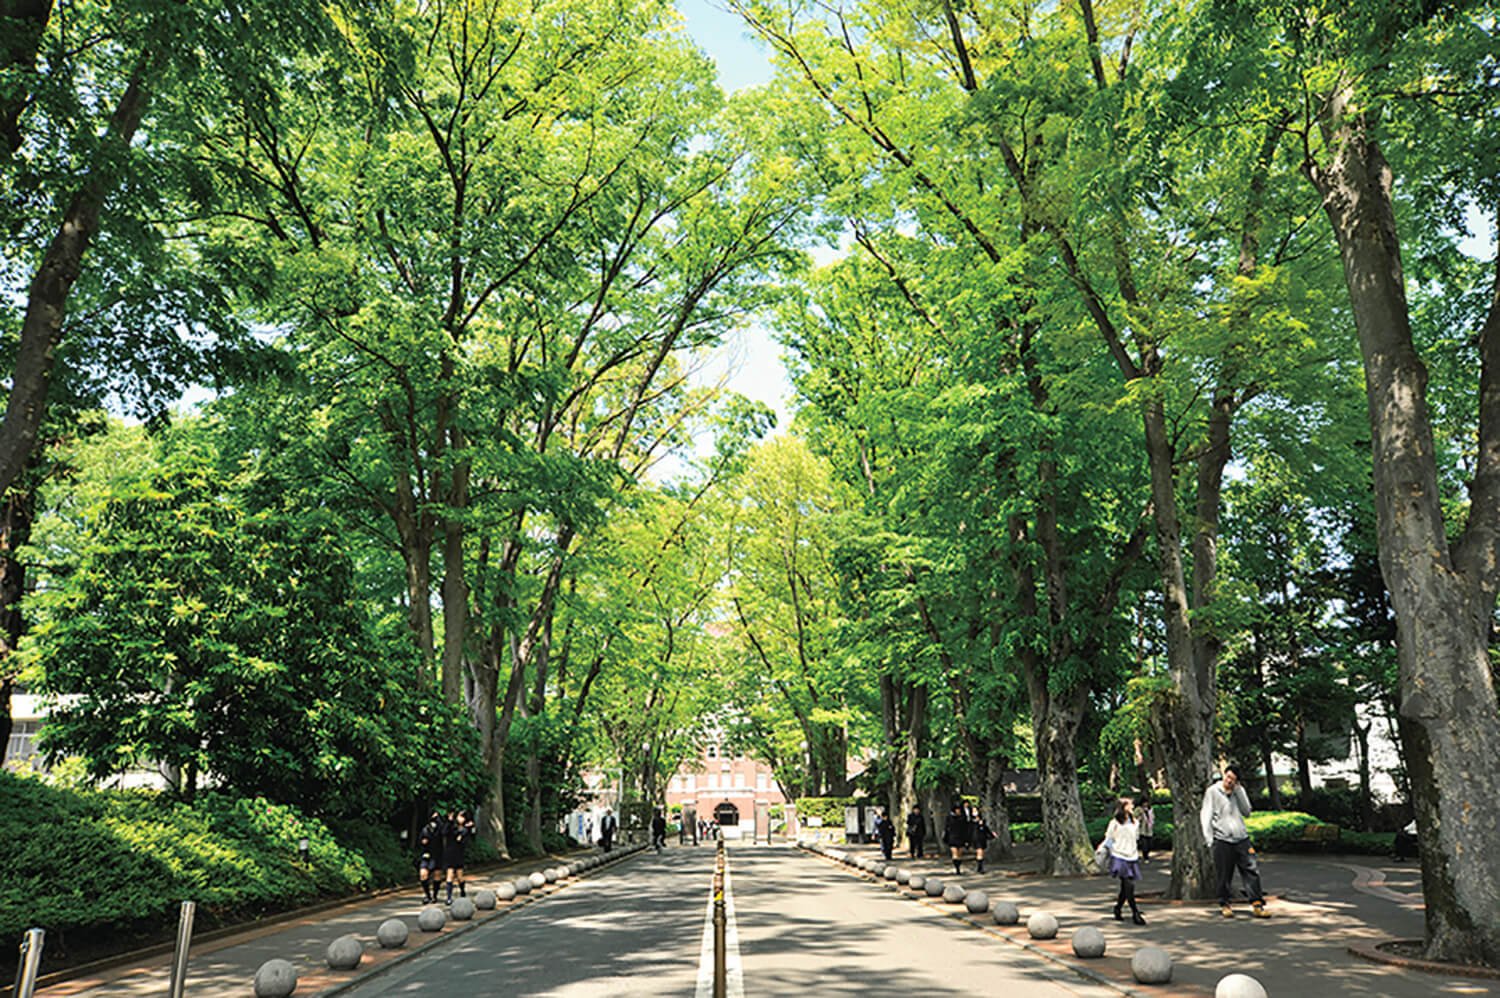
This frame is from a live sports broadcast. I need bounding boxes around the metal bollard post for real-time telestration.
[166,901,196,998]
[13,928,44,998]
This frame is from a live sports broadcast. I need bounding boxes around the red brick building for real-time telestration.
[664,739,786,839]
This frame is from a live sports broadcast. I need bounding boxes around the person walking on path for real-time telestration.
[600,809,618,852]
[905,805,926,858]
[444,809,474,904]
[1137,796,1155,861]
[943,802,971,875]
[972,812,996,873]
[875,808,896,862]
[651,809,667,853]
[417,809,446,904]
[1101,799,1147,924]
[1200,765,1270,918]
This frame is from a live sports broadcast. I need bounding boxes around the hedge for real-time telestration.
[0,771,402,954]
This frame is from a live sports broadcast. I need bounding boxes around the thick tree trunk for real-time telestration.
[1309,95,1500,965]
[1029,681,1092,875]
[1143,397,1217,899]
[440,450,469,706]
[978,753,1014,861]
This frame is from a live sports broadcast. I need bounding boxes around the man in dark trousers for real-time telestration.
[651,809,667,853]
[600,808,618,852]
[906,805,926,858]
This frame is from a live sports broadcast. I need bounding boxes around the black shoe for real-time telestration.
[1113,905,1123,921]
[977,861,985,873]
[1132,910,1147,925]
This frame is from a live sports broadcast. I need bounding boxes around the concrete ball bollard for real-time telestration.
[417,906,447,932]
[942,884,967,905]
[895,869,911,885]
[253,958,298,998]
[514,878,533,895]
[497,882,518,902]
[924,877,946,897]
[1026,912,1059,940]
[1216,973,1268,998]
[1071,926,1107,959]
[544,868,559,883]
[529,871,547,889]
[965,890,989,914]
[474,889,497,910]
[326,933,364,971]
[1131,946,1173,985]
[908,875,926,892]
[450,897,476,921]
[883,866,899,881]
[376,918,409,949]
[992,900,1020,925]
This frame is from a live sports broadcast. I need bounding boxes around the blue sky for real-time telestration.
[676,0,794,425]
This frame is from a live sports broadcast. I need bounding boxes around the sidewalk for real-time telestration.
[24,845,647,998]
[803,841,1499,997]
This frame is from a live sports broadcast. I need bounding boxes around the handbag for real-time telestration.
[1092,840,1111,873]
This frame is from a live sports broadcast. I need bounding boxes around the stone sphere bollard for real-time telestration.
[529,871,547,889]
[326,933,364,971]
[1071,926,1107,959]
[376,918,409,949]
[924,877,946,897]
[417,906,447,932]
[1216,973,1268,998]
[908,874,926,892]
[513,877,533,895]
[1132,946,1173,985]
[895,869,911,885]
[1027,911,1059,939]
[884,865,899,881]
[942,883,967,905]
[497,882,518,902]
[450,897,476,921]
[474,888,497,910]
[992,900,1020,925]
[543,867,559,883]
[253,958,298,998]
[965,890,989,914]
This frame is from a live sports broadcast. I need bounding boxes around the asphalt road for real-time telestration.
[342,844,1115,997]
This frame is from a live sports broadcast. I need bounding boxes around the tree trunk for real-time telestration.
[1030,682,1093,875]
[978,752,1014,861]
[1144,397,1217,900]
[1261,742,1282,810]
[1354,719,1374,832]
[1308,93,1500,965]
[440,447,469,706]
[1295,717,1313,796]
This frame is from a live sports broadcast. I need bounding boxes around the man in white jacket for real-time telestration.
[1200,766,1269,918]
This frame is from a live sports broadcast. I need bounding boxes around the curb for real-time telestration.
[1347,938,1500,981]
[796,846,1167,998]
[314,845,648,997]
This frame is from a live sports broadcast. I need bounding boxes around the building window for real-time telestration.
[706,743,718,759]
[686,775,696,791]
[735,771,747,788]
[708,774,718,790]
[756,773,768,791]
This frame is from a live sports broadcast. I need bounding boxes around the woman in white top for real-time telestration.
[1101,798,1146,924]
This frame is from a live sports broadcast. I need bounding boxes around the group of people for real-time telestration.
[416,808,476,905]
[869,802,997,874]
[1096,765,1270,925]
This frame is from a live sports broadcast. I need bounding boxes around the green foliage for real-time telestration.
[0,772,387,946]
[794,796,858,826]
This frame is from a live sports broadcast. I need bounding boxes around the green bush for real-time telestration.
[0,772,378,950]
[794,796,857,826]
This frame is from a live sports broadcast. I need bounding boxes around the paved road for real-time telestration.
[730,846,1115,997]
[343,848,715,997]
[343,844,1113,997]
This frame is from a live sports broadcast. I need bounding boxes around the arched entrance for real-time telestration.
[714,802,740,827]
